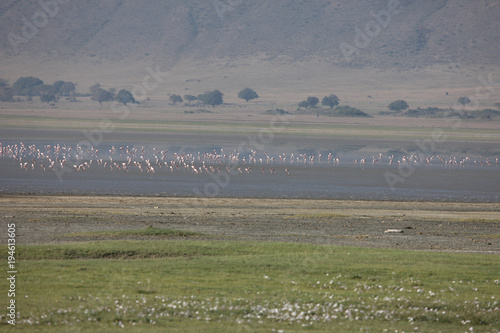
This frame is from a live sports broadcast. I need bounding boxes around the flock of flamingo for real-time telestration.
[1,142,498,177]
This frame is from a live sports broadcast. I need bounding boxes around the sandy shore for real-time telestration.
[1,195,499,254]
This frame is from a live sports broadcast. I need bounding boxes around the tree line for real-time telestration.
[3,76,498,119]
[169,88,259,107]
[0,76,262,107]
[0,76,76,103]
[298,94,341,109]
[89,84,137,105]
[0,77,410,118]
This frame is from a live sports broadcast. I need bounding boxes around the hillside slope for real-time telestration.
[1,0,499,68]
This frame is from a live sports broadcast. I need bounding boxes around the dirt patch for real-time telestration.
[1,196,499,254]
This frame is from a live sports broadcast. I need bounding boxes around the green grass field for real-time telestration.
[1,113,499,144]
[1,240,499,332]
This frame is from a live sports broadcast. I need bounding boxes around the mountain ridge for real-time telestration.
[2,0,499,68]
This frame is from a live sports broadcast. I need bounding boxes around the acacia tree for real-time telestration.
[198,90,223,106]
[90,83,114,105]
[115,89,136,105]
[388,100,409,112]
[238,88,259,102]
[458,96,471,106]
[306,96,319,107]
[53,81,76,96]
[169,94,183,105]
[183,94,197,104]
[321,94,340,108]
[12,76,44,96]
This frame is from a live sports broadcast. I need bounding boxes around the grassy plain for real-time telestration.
[1,196,499,332]
[1,113,499,140]
[1,240,499,332]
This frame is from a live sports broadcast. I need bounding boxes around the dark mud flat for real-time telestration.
[1,159,499,202]
[1,196,499,254]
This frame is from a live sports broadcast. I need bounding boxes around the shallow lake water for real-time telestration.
[1,141,499,202]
